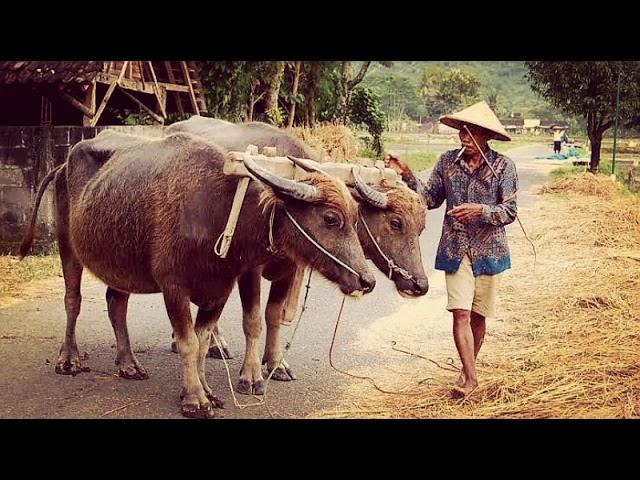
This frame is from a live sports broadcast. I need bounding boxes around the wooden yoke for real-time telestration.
[218,148,401,259]
[224,150,401,187]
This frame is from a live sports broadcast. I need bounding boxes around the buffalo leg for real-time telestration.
[263,273,298,382]
[55,242,88,376]
[55,173,89,377]
[163,286,214,419]
[194,296,232,409]
[171,317,233,360]
[106,287,148,380]
[207,323,234,359]
[237,269,265,395]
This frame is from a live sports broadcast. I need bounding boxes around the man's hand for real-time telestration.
[384,152,411,177]
[447,203,484,223]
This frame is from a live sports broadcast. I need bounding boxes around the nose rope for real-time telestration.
[271,207,361,279]
[359,214,414,282]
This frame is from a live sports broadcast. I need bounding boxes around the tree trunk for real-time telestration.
[586,112,613,174]
[340,61,372,124]
[287,61,301,128]
[263,61,285,125]
[306,62,320,128]
[248,87,265,123]
[337,62,351,124]
[589,133,602,173]
[307,89,316,128]
[586,112,602,174]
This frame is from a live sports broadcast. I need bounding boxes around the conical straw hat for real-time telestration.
[439,101,511,141]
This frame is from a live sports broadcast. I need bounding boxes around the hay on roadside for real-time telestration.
[539,172,623,199]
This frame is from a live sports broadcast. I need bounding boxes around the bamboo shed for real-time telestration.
[0,61,208,126]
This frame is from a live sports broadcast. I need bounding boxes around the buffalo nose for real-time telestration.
[360,274,376,293]
[413,277,429,295]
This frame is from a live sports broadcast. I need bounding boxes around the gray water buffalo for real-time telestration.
[20,129,375,418]
[166,117,428,394]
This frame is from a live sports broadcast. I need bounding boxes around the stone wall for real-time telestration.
[0,125,163,254]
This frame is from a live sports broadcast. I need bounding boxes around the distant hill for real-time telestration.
[363,61,568,120]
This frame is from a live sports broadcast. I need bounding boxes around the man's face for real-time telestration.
[458,125,491,154]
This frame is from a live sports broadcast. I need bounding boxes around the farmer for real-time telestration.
[386,101,518,397]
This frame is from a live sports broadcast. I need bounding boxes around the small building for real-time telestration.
[539,119,570,135]
[523,118,541,135]
[501,117,524,135]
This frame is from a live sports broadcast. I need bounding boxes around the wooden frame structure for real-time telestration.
[0,61,208,126]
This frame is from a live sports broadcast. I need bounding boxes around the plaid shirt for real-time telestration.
[409,148,518,276]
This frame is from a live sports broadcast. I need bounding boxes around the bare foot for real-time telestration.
[451,381,478,399]
[455,372,466,387]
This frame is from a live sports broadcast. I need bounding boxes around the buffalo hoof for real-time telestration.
[206,392,225,409]
[236,378,264,396]
[181,398,216,419]
[55,359,90,376]
[118,364,149,380]
[253,380,265,395]
[267,365,297,382]
[236,379,253,395]
[207,345,234,360]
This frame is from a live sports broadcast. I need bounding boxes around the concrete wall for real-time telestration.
[0,125,163,254]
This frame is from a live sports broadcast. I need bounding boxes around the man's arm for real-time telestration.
[386,153,446,210]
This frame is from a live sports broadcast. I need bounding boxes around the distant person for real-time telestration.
[553,127,563,153]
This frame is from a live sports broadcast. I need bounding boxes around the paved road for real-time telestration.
[0,144,558,419]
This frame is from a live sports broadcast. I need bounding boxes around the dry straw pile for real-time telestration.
[322,173,640,418]
[288,125,360,162]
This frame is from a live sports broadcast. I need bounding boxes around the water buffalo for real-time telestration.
[166,117,428,393]
[20,129,376,418]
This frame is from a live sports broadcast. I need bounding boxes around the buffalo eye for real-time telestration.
[323,211,342,228]
[390,217,403,231]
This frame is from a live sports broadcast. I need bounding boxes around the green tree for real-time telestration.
[348,86,387,157]
[526,61,640,173]
[364,72,426,127]
[296,61,342,127]
[420,67,481,116]
[196,61,252,121]
[197,61,288,124]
